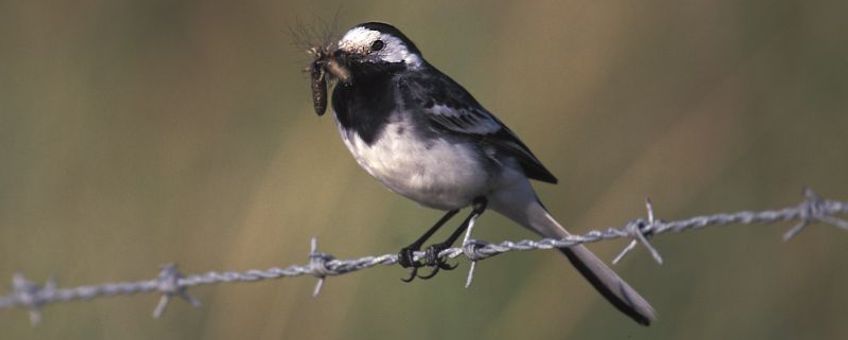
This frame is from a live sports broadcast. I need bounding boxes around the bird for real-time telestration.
[322,22,656,325]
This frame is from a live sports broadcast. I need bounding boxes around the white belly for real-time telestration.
[338,121,491,210]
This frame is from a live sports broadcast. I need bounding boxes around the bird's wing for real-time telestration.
[397,69,558,184]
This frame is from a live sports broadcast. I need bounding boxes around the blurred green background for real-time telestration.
[1,1,847,339]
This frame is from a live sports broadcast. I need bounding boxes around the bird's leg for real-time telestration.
[399,209,459,282]
[417,198,488,280]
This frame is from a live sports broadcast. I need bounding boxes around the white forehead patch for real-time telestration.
[337,27,422,68]
[338,27,380,51]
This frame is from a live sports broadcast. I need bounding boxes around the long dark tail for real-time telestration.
[558,243,655,325]
[533,204,655,325]
[490,188,656,325]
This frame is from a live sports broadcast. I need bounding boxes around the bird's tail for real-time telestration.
[545,213,657,325]
[489,183,656,325]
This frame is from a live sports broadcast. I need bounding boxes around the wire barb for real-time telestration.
[783,188,848,241]
[9,273,55,325]
[614,198,663,265]
[1,188,846,324]
[152,264,201,318]
[309,237,335,297]
[461,213,484,288]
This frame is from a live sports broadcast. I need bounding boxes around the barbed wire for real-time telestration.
[1,188,846,325]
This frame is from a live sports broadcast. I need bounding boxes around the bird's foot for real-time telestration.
[398,245,421,282]
[398,242,457,282]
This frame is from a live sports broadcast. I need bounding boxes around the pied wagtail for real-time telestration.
[313,22,656,325]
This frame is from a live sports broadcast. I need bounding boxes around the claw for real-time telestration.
[413,243,457,280]
[417,266,441,280]
[417,257,457,280]
[398,242,459,282]
[439,261,458,270]
[401,267,419,282]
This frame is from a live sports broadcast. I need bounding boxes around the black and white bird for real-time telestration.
[324,22,655,325]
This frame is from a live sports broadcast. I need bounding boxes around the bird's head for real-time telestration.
[332,22,423,80]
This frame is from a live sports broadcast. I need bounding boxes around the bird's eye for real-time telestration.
[370,40,385,52]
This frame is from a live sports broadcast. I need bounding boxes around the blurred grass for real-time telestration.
[1,0,847,339]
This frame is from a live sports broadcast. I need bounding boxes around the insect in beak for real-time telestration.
[309,52,328,116]
[307,47,352,116]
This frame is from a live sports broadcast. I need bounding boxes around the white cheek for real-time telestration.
[338,28,423,69]
[378,36,422,68]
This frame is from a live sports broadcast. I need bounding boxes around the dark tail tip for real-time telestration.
[559,248,654,326]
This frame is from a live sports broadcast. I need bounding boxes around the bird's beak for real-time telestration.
[327,49,353,84]
[332,49,351,66]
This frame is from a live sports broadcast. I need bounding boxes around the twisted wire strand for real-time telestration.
[1,188,846,324]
